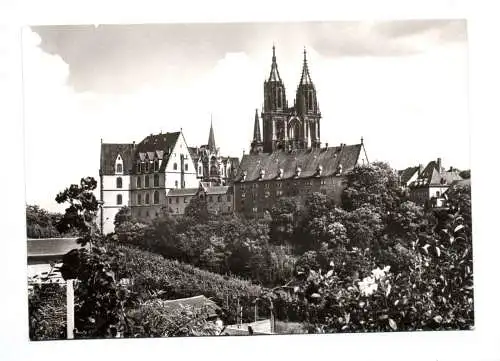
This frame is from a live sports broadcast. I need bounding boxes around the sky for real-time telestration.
[22,20,469,212]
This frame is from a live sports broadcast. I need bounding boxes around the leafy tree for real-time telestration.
[28,284,66,340]
[269,197,301,245]
[26,205,62,238]
[114,206,134,228]
[458,169,470,179]
[56,177,131,338]
[342,162,401,214]
[185,195,209,223]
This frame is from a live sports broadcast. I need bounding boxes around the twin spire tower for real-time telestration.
[251,45,321,154]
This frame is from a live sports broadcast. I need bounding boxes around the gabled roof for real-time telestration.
[135,132,180,172]
[234,144,362,182]
[399,166,419,185]
[167,188,198,196]
[100,143,135,175]
[410,160,463,188]
[27,238,86,259]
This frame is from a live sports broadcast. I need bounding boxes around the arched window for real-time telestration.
[198,165,202,175]
[145,175,150,188]
[308,91,313,110]
[145,193,150,205]
[137,193,142,205]
[277,87,282,108]
[137,176,142,188]
[116,194,122,205]
[116,177,122,189]
[153,174,159,187]
[153,190,159,204]
[116,163,123,173]
[173,163,178,171]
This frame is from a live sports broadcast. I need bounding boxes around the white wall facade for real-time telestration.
[101,170,131,234]
[164,134,199,190]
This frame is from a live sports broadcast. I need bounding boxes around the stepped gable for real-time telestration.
[234,144,362,182]
[100,143,135,175]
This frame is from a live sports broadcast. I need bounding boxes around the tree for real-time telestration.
[56,177,131,338]
[342,162,401,214]
[185,195,209,223]
[459,169,470,179]
[26,205,61,238]
[269,197,301,245]
[114,206,134,228]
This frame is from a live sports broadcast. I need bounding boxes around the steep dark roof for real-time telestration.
[299,48,314,86]
[135,132,180,172]
[100,143,135,175]
[27,238,86,259]
[234,144,362,182]
[410,160,463,187]
[399,166,419,184]
[268,45,282,83]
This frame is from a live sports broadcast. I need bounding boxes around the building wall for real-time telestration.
[234,175,344,217]
[101,174,131,234]
[164,135,199,189]
[165,193,196,216]
[410,185,449,206]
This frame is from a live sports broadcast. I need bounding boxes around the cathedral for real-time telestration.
[251,46,322,155]
[234,46,369,216]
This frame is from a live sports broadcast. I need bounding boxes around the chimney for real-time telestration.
[132,141,136,148]
[418,164,423,176]
[437,158,442,172]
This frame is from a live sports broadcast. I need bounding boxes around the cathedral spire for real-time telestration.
[253,109,262,143]
[299,47,313,86]
[208,117,216,152]
[268,44,282,82]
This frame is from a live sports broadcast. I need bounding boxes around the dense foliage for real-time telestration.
[26,205,64,238]
[28,283,66,341]
[29,162,474,338]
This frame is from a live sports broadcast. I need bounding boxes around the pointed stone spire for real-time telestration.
[268,44,282,82]
[299,46,313,86]
[253,109,262,142]
[208,116,216,152]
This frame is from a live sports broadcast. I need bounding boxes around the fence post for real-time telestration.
[66,279,75,339]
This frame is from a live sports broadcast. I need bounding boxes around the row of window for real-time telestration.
[240,188,326,200]
[239,178,331,190]
[135,174,160,189]
[136,191,161,205]
[136,160,161,173]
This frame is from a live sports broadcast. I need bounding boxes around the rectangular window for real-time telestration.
[176,197,179,204]
[169,198,172,204]
[209,196,213,202]
[227,195,231,202]
[185,163,188,171]
[217,195,222,202]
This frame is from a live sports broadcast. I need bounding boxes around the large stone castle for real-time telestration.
[99,45,368,232]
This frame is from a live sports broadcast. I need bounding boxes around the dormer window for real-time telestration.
[259,169,266,180]
[295,166,302,178]
[145,162,150,173]
[316,165,323,177]
[154,159,159,172]
[277,168,284,179]
[116,163,123,173]
[335,164,343,176]
[242,171,247,182]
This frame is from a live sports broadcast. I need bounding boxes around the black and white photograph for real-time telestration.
[21,19,475,341]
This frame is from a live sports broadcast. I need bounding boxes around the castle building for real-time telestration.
[234,46,369,217]
[100,124,239,233]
